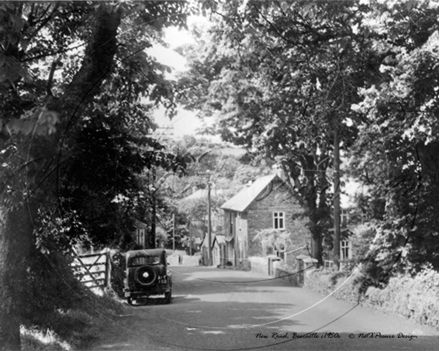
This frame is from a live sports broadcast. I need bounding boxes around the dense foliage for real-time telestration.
[163,135,270,250]
[0,1,437,348]
[177,1,379,265]
[0,2,191,349]
[176,0,438,278]
[349,4,439,277]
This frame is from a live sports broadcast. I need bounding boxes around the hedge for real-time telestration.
[304,268,439,328]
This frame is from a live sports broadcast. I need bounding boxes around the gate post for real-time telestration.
[105,250,111,289]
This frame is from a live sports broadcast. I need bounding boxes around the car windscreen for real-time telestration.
[128,255,161,267]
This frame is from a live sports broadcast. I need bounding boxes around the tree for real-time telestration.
[177,1,381,265]
[0,2,189,349]
[349,1,438,279]
[253,228,293,256]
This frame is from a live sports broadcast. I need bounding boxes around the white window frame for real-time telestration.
[340,240,352,260]
[273,212,285,230]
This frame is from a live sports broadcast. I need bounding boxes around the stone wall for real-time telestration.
[168,254,200,266]
[249,257,269,276]
[249,257,316,287]
[274,267,302,286]
[273,260,317,287]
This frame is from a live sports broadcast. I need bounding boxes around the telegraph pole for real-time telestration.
[207,180,212,266]
[189,218,192,256]
[150,168,156,249]
[172,212,176,251]
[333,126,341,270]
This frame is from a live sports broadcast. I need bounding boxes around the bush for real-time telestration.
[21,285,125,350]
[21,251,87,330]
[305,268,439,328]
[110,252,125,298]
[305,269,363,303]
[367,269,439,327]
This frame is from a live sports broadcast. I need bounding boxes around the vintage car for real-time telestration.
[123,249,172,305]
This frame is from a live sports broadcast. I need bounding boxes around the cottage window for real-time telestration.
[340,240,351,260]
[273,212,285,230]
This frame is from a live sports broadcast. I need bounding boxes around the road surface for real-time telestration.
[91,266,438,351]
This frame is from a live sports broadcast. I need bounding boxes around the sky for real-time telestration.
[146,20,363,205]
[147,20,209,138]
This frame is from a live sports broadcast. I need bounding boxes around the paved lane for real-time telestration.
[92,266,438,351]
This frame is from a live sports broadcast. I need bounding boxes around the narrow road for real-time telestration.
[91,266,438,351]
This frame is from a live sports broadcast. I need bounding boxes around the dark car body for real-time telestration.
[123,249,172,305]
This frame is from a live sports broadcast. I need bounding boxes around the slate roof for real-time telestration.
[220,174,279,212]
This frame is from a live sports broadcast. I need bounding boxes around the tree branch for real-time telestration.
[27,4,58,42]
[21,42,86,62]
[252,5,297,47]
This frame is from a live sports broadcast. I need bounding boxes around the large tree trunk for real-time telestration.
[285,151,329,267]
[0,204,35,351]
[303,155,324,267]
[52,6,121,128]
[309,225,323,266]
[0,4,121,349]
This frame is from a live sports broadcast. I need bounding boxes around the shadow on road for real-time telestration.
[89,266,439,351]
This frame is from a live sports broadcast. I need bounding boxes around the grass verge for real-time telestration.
[21,288,127,351]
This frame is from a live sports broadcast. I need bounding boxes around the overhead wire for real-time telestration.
[15,2,433,350]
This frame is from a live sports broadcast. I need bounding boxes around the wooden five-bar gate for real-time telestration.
[70,248,112,291]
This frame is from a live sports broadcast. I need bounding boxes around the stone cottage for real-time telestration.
[220,172,310,270]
